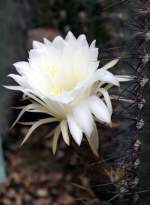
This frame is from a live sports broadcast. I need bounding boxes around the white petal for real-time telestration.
[45,93,73,104]
[67,114,83,145]
[72,102,94,137]
[88,96,111,124]
[86,122,99,156]
[11,104,34,128]
[18,121,36,125]
[11,103,56,128]
[60,120,70,145]
[101,59,119,70]
[70,68,118,96]
[52,36,66,50]
[21,118,57,145]
[89,48,98,61]
[8,74,29,90]
[13,61,30,75]
[96,69,119,86]
[52,126,61,154]
[25,93,64,119]
[88,61,99,71]
[8,74,24,85]
[4,85,24,92]
[77,34,88,47]
[99,88,112,114]
[90,40,96,48]
[33,40,44,49]
[43,38,52,47]
[65,31,76,42]
[115,75,134,82]
[71,67,119,95]
[29,49,43,59]
[40,97,68,119]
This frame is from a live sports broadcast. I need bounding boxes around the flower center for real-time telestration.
[41,63,60,76]
[49,85,64,96]
[48,67,86,96]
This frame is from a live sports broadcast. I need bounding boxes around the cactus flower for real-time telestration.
[5,31,131,155]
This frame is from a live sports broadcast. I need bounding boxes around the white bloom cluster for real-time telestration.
[6,32,131,155]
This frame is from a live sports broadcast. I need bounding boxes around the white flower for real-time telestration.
[5,31,132,155]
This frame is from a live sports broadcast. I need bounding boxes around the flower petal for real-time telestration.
[115,75,134,82]
[21,117,57,146]
[77,34,88,47]
[52,36,66,51]
[60,120,70,145]
[90,40,96,48]
[52,126,61,154]
[43,38,52,47]
[4,85,24,92]
[96,69,119,86]
[86,122,99,156]
[8,74,29,89]
[99,88,112,114]
[88,96,111,124]
[89,48,98,61]
[72,102,94,137]
[101,59,119,70]
[13,61,30,76]
[67,114,83,145]
[11,104,39,128]
[65,31,76,42]
[33,40,44,49]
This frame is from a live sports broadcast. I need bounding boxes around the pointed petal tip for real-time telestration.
[60,120,70,146]
[73,131,82,145]
[78,34,86,40]
[90,40,96,48]
[114,80,120,86]
[32,40,37,45]
[65,31,76,41]
[52,126,61,154]
[94,151,99,157]
[13,62,17,67]
[102,58,120,70]
[20,137,27,147]
[89,96,112,125]
[43,37,47,42]
[104,117,111,125]
[3,85,16,90]
[67,114,83,146]
[72,103,94,138]
[43,37,52,45]
[43,37,48,42]
[109,122,113,128]
[32,40,44,49]
[2,85,6,88]
[67,31,73,35]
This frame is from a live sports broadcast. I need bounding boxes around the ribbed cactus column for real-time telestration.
[0,0,27,182]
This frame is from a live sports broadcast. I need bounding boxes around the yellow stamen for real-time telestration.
[49,86,64,96]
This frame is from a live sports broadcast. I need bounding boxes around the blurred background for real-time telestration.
[0,0,149,204]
